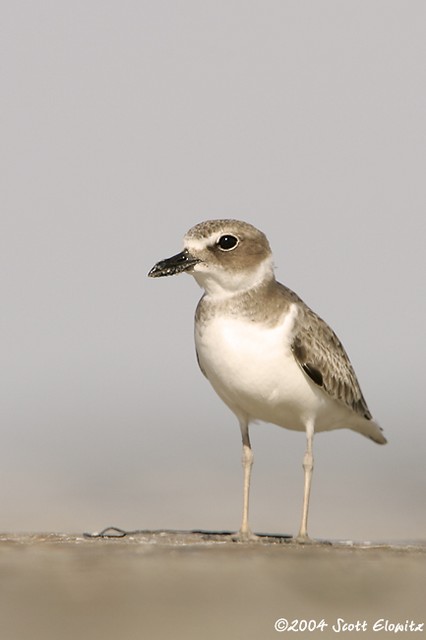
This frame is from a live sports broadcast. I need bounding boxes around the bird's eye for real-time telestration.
[217,235,239,251]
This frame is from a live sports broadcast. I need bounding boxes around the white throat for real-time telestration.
[190,255,275,298]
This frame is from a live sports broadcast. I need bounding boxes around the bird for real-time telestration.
[148,219,387,542]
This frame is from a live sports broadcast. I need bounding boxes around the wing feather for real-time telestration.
[289,297,372,419]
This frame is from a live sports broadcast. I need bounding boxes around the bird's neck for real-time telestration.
[193,256,275,300]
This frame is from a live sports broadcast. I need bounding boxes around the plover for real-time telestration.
[148,219,387,541]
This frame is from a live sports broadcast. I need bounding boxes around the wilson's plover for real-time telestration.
[149,219,386,541]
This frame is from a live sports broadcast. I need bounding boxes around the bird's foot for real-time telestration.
[294,533,314,544]
[231,528,260,543]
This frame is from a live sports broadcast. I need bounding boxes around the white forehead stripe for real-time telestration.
[185,233,222,253]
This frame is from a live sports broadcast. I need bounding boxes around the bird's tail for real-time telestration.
[351,418,387,444]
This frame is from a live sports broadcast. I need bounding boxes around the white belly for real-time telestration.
[195,308,327,431]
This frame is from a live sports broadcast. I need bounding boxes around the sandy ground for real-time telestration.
[0,530,425,640]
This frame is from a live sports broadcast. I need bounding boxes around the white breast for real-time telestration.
[195,304,326,431]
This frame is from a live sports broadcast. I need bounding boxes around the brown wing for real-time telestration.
[290,300,372,419]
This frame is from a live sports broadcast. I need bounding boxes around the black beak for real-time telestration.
[148,249,201,278]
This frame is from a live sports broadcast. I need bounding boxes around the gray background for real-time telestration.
[2,1,425,540]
